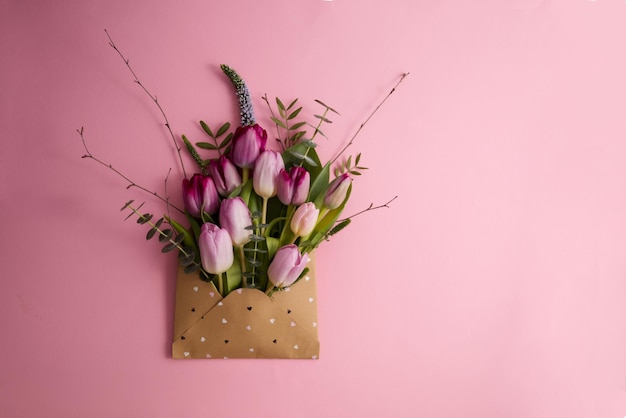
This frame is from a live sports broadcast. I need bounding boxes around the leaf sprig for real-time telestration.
[121,200,205,277]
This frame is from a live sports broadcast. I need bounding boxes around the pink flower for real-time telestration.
[277,166,310,206]
[230,124,267,169]
[290,202,319,237]
[208,156,242,197]
[219,197,252,247]
[253,150,285,199]
[198,223,234,275]
[182,174,219,217]
[267,245,310,288]
[324,173,351,209]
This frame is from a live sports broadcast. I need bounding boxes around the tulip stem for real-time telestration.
[238,245,247,287]
[261,197,268,232]
[217,273,225,296]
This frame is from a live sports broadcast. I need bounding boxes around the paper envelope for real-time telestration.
[172,256,320,359]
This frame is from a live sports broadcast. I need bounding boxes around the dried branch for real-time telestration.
[78,127,184,214]
[330,73,409,165]
[104,29,188,179]
[339,195,398,222]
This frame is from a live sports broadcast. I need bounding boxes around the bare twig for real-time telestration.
[330,73,409,165]
[338,195,398,222]
[104,29,188,179]
[78,127,185,214]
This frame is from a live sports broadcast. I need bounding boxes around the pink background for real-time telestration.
[2,0,626,417]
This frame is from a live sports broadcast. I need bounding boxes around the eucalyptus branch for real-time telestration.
[78,127,184,215]
[330,72,409,165]
[339,195,398,222]
[104,29,188,179]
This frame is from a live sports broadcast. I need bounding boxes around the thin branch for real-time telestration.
[330,73,409,165]
[261,94,285,151]
[338,195,398,222]
[78,127,185,214]
[104,29,188,179]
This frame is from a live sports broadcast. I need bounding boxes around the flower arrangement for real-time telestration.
[80,32,405,301]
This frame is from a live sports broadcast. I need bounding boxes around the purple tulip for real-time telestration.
[324,173,351,209]
[208,156,242,197]
[267,245,310,288]
[277,166,310,206]
[253,150,285,199]
[198,223,234,275]
[219,197,252,247]
[230,124,267,169]
[182,174,220,217]
[290,202,319,237]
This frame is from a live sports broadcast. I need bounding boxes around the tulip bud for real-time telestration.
[267,245,310,288]
[253,150,285,199]
[198,223,234,275]
[324,173,351,209]
[182,174,220,217]
[230,124,267,169]
[290,202,319,237]
[219,197,252,247]
[277,166,310,206]
[208,156,242,197]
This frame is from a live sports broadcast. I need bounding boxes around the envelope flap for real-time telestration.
[172,256,319,359]
[173,266,223,341]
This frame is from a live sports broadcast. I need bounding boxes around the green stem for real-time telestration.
[217,272,224,296]
[238,245,247,287]
[242,167,250,184]
[261,197,268,232]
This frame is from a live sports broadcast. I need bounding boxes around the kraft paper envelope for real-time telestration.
[172,256,320,359]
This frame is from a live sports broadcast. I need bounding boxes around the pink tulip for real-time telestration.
[277,166,310,206]
[290,202,319,237]
[324,173,351,209]
[230,124,267,169]
[198,223,234,275]
[267,245,310,288]
[219,197,252,247]
[208,156,242,197]
[253,150,285,199]
[182,174,219,217]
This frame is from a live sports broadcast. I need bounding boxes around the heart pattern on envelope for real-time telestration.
[172,255,320,359]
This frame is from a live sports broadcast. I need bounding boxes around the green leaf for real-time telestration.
[329,219,351,236]
[314,114,332,124]
[276,97,286,112]
[289,121,307,131]
[200,120,214,137]
[159,229,173,243]
[219,133,232,149]
[286,98,298,110]
[161,242,177,253]
[216,122,231,137]
[287,107,302,120]
[184,264,200,274]
[271,117,287,129]
[196,142,217,150]
[120,200,134,211]
[146,228,157,240]
[314,99,340,115]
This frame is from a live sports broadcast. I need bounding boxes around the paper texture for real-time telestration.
[172,256,319,359]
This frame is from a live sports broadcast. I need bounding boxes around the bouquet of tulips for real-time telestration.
[121,64,363,298]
